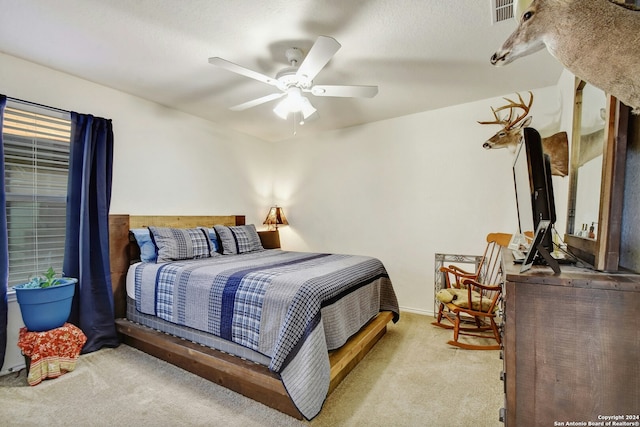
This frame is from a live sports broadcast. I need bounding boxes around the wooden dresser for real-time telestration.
[501,253,640,426]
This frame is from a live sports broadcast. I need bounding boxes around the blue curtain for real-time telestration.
[64,112,119,353]
[0,95,7,370]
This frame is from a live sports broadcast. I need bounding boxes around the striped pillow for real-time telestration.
[149,226,212,262]
[214,224,264,255]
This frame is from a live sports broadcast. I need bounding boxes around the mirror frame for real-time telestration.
[565,78,629,271]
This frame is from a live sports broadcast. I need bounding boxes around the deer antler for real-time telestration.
[477,106,511,127]
[493,91,533,129]
[478,91,533,130]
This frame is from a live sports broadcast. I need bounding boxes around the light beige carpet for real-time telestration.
[0,313,503,426]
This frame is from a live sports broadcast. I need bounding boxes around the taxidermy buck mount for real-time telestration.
[490,0,640,113]
[478,91,569,177]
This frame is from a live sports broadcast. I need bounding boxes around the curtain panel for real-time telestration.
[0,95,7,370]
[64,113,119,353]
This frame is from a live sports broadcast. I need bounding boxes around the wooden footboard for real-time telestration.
[115,311,393,420]
[108,214,394,419]
[114,318,301,417]
[329,311,393,394]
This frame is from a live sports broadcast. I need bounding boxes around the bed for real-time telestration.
[108,214,399,420]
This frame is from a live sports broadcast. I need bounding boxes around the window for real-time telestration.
[2,100,71,287]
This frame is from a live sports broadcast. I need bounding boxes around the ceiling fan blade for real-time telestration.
[230,92,285,111]
[295,36,341,81]
[310,85,379,98]
[208,57,278,87]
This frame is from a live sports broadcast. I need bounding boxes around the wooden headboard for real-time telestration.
[108,214,280,318]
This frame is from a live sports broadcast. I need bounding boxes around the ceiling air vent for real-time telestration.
[492,0,514,24]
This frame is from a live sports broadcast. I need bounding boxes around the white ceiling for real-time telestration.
[0,0,563,142]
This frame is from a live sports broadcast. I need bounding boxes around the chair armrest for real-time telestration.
[461,277,502,292]
[440,265,479,289]
[447,265,478,277]
[458,278,502,313]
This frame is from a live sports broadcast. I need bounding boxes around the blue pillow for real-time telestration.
[205,228,220,253]
[130,228,157,263]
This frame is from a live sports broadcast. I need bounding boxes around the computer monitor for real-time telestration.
[512,139,533,236]
[512,127,556,253]
[512,127,560,273]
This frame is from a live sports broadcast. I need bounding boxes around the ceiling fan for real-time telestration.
[208,36,378,123]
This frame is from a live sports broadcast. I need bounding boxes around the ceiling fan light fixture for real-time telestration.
[273,99,290,120]
[273,87,316,120]
[287,86,303,107]
[299,96,317,119]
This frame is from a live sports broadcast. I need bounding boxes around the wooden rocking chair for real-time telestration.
[432,233,509,350]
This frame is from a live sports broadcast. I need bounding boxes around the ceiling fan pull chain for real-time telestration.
[293,112,297,135]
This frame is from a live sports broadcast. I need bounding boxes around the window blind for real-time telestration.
[2,102,71,287]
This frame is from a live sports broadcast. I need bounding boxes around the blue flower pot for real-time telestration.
[14,278,77,332]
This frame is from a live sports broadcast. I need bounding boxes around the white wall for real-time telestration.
[272,85,571,314]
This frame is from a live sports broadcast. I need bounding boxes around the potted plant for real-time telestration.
[13,267,77,332]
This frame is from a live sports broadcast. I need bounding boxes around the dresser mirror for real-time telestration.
[565,79,629,271]
[566,81,606,239]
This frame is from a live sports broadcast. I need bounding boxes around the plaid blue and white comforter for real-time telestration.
[133,249,399,420]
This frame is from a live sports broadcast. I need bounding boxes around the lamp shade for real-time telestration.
[263,206,289,230]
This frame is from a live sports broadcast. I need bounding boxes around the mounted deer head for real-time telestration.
[490,0,640,113]
[478,91,533,151]
[479,91,569,176]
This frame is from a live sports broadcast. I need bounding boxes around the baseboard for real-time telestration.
[398,306,434,317]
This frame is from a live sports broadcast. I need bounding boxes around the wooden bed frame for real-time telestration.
[108,214,394,419]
